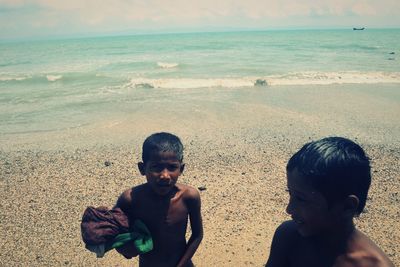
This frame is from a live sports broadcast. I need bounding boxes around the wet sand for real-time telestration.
[1,84,399,266]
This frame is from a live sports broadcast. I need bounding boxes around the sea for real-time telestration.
[1,29,399,135]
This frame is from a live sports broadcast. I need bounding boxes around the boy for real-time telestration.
[115,132,203,267]
[265,137,394,267]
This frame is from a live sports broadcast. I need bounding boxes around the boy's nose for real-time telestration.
[160,169,171,180]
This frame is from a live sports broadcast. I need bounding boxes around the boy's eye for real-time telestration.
[149,164,164,172]
[149,164,179,172]
[167,164,179,171]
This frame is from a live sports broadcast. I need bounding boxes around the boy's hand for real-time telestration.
[115,241,139,259]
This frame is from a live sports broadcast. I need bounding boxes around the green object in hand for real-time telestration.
[105,219,153,254]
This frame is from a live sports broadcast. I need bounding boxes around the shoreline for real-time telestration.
[1,83,399,149]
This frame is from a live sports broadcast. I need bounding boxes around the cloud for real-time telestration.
[0,0,399,39]
[3,0,400,21]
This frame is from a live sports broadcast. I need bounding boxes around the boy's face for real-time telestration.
[139,151,184,196]
[286,168,341,237]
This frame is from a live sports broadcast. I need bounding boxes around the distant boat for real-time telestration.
[353,27,365,30]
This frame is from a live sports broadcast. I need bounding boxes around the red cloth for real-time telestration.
[81,206,130,245]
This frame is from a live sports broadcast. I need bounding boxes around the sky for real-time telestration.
[1,0,400,40]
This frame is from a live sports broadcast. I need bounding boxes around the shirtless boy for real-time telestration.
[265,137,394,267]
[115,132,203,267]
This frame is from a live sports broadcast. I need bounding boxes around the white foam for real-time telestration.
[267,71,400,86]
[46,75,63,82]
[157,62,179,68]
[129,78,255,89]
[127,71,400,89]
[0,75,28,81]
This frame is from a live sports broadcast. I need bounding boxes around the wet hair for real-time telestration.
[287,137,371,215]
[142,132,184,163]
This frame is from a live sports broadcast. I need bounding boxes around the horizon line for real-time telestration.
[1,26,399,43]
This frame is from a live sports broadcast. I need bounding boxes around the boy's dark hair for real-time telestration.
[287,137,371,215]
[142,132,184,163]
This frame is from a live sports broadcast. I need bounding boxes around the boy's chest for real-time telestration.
[131,197,189,227]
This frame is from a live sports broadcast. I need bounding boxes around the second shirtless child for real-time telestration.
[265,136,394,267]
[115,132,203,267]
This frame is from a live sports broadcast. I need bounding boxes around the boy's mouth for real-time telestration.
[156,183,171,187]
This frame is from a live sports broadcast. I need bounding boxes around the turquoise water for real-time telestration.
[1,29,399,134]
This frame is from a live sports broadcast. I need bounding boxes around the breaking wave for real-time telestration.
[127,71,400,89]
[157,62,179,68]
[46,75,63,82]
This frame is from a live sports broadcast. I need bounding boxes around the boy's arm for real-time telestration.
[114,189,138,259]
[114,189,132,214]
[176,188,203,267]
[265,221,297,267]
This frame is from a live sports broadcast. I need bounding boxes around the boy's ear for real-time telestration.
[344,195,359,215]
[180,163,185,173]
[138,162,146,175]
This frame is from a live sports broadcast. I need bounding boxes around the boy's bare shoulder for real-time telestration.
[266,221,301,267]
[116,184,147,210]
[335,230,395,267]
[176,183,200,199]
[175,183,201,210]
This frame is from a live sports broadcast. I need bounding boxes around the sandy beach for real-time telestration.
[1,83,399,266]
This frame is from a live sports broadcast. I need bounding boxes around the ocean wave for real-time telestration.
[0,61,32,68]
[320,44,380,51]
[3,71,400,88]
[157,62,179,68]
[128,78,255,89]
[267,72,400,85]
[0,72,110,84]
[127,72,400,89]
[46,75,63,82]
[0,75,29,81]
